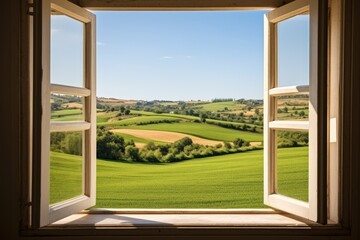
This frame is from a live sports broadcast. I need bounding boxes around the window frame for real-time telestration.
[31,0,97,228]
[263,0,322,222]
[22,0,348,237]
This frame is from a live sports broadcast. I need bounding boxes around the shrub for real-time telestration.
[125,145,140,162]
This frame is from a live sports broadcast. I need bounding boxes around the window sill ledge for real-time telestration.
[47,209,329,229]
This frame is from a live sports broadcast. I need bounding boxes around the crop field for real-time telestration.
[111,131,168,145]
[194,101,242,112]
[97,112,118,123]
[97,115,182,127]
[49,147,308,208]
[120,122,263,142]
[111,129,224,146]
[51,109,82,121]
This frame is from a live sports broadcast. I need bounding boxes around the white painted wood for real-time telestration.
[87,209,279,214]
[39,0,96,227]
[269,120,309,130]
[328,0,341,223]
[263,13,277,206]
[49,213,320,227]
[50,121,90,132]
[330,118,337,143]
[49,196,92,223]
[50,0,93,23]
[269,85,309,96]
[50,84,91,96]
[84,9,97,207]
[267,194,309,219]
[264,0,320,222]
[308,0,320,223]
[267,0,309,23]
[39,0,51,227]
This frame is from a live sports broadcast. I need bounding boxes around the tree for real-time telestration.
[200,113,207,123]
[96,127,126,160]
[124,109,131,115]
[174,137,193,151]
[255,108,260,115]
[125,145,140,161]
[120,106,126,113]
[299,110,305,117]
[283,106,288,113]
[233,138,248,148]
[63,132,82,155]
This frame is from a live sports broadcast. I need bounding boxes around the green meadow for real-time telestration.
[51,109,83,121]
[50,147,308,208]
[194,101,241,112]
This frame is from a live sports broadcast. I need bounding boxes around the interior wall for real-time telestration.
[0,0,22,239]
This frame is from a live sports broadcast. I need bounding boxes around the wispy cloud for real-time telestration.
[51,28,60,34]
[162,56,174,59]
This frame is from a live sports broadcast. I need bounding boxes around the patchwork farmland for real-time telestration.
[50,95,309,208]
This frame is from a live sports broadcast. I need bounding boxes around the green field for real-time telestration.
[97,115,182,127]
[51,109,83,121]
[49,147,308,208]
[50,151,83,204]
[97,112,118,123]
[194,101,241,112]
[120,122,263,142]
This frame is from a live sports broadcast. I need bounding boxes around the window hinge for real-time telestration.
[27,3,34,16]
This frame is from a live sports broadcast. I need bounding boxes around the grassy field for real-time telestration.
[49,147,308,208]
[113,132,167,145]
[97,115,182,127]
[120,122,263,142]
[50,151,83,204]
[97,112,118,123]
[51,109,83,121]
[194,101,242,112]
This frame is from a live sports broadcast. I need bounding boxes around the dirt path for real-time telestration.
[111,129,223,146]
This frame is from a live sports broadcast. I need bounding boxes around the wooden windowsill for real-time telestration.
[47,209,327,228]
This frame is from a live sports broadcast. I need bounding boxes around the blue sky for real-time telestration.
[51,11,309,101]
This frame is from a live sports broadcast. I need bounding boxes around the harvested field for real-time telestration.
[111,129,223,146]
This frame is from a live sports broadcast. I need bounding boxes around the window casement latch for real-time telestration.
[27,3,34,16]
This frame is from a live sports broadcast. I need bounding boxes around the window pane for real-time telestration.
[277,13,309,87]
[51,94,84,122]
[276,94,309,121]
[276,130,308,202]
[50,131,83,204]
[51,11,84,87]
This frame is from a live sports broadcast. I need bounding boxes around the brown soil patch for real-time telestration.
[249,141,262,146]
[61,102,82,109]
[134,142,146,148]
[111,129,223,146]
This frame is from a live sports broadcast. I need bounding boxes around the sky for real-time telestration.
[51,11,309,101]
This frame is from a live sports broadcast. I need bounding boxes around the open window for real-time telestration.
[32,0,96,227]
[263,0,326,222]
[31,0,329,228]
